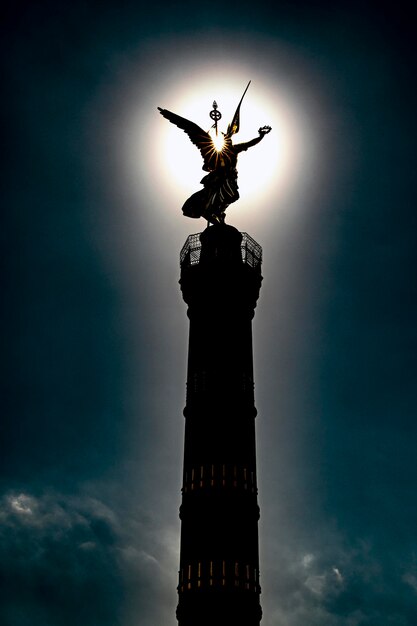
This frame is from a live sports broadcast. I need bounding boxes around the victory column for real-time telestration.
[158,83,271,626]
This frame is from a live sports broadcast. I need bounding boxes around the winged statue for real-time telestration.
[158,82,271,225]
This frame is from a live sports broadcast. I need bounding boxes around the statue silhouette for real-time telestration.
[158,83,271,225]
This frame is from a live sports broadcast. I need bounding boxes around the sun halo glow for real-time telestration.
[122,43,317,228]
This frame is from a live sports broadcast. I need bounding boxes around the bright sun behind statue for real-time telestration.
[123,38,319,229]
[209,129,225,152]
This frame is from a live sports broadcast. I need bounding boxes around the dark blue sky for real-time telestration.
[2,1,417,625]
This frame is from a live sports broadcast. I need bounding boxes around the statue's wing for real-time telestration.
[158,107,217,169]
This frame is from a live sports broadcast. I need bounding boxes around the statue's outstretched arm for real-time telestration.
[234,125,272,153]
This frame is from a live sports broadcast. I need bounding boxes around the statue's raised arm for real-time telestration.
[233,126,272,154]
[158,82,271,225]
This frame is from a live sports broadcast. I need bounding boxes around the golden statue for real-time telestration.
[158,82,271,225]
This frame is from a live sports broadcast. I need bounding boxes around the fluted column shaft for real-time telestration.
[177,225,262,626]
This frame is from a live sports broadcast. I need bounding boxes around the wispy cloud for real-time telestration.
[0,489,179,626]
